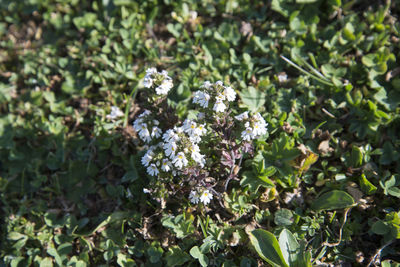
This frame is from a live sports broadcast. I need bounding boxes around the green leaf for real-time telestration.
[311,190,355,211]
[166,246,190,267]
[190,246,209,267]
[371,220,391,235]
[240,170,275,193]
[380,142,400,165]
[249,229,289,267]
[359,174,377,195]
[40,257,54,267]
[239,86,266,111]
[274,209,294,226]
[278,229,300,266]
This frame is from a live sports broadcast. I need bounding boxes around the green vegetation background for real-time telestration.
[0,0,400,266]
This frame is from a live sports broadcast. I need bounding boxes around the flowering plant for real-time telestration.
[131,68,268,208]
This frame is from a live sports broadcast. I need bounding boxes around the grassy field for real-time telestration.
[1,0,400,266]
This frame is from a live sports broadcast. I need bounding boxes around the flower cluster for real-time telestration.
[133,110,162,143]
[235,112,268,141]
[143,67,173,95]
[130,68,269,207]
[193,81,236,113]
[189,189,213,205]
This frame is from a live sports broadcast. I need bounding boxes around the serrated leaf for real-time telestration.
[311,190,355,211]
[249,229,289,267]
[239,86,266,111]
[240,170,275,193]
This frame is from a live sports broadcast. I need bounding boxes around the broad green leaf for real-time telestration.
[190,246,209,267]
[239,86,266,111]
[166,246,190,267]
[274,209,294,226]
[371,220,391,235]
[249,229,289,267]
[278,229,300,266]
[311,190,355,211]
[40,257,53,267]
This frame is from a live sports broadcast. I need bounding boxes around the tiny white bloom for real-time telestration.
[224,86,236,102]
[155,78,173,95]
[138,124,151,143]
[213,97,227,113]
[141,150,153,167]
[106,106,124,120]
[139,110,151,118]
[161,159,172,172]
[163,129,179,142]
[215,80,223,87]
[194,124,206,136]
[201,81,212,89]
[190,144,204,166]
[164,141,177,158]
[143,68,157,88]
[241,127,254,141]
[200,190,213,205]
[151,126,162,138]
[147,163,159,176]
[189,190,199,204]
[193,91,210,108]
[172,152,188,169]
[278,73,288,83]
[143,188,151,194]
[235,111,249,121]
[133,118,143,132]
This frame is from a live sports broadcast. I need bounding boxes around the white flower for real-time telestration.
[164,141,177,158]
[215,80,223,87]
[106,106,124,120]
[252,113,268,136]
[253,122,267,136]
[155,78,173,95]
[278,73,288,83]
[172,152,188,169]
[133,119,143,132]
[224,86,236,102]
[190,143,205,166]
[193,91,210,108]
[201,81,212,89]
[213,97,227,113]
[193,124,206,137]
[151,126,162,138]
[241,127,254,141]
[183,119,195,132]
[189,190,199,204]
[163,129,179,143]
[161,159,172,172]
[143,68,157,88]
[141,150,154,167]
[139,110,151,118]
[147,163,159,176]
[235,111,249,121]
[200,190,213,205]
[138,123,152,143]
[143,188,151,194]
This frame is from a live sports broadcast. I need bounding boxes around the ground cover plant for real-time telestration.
[1,0,400,266]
